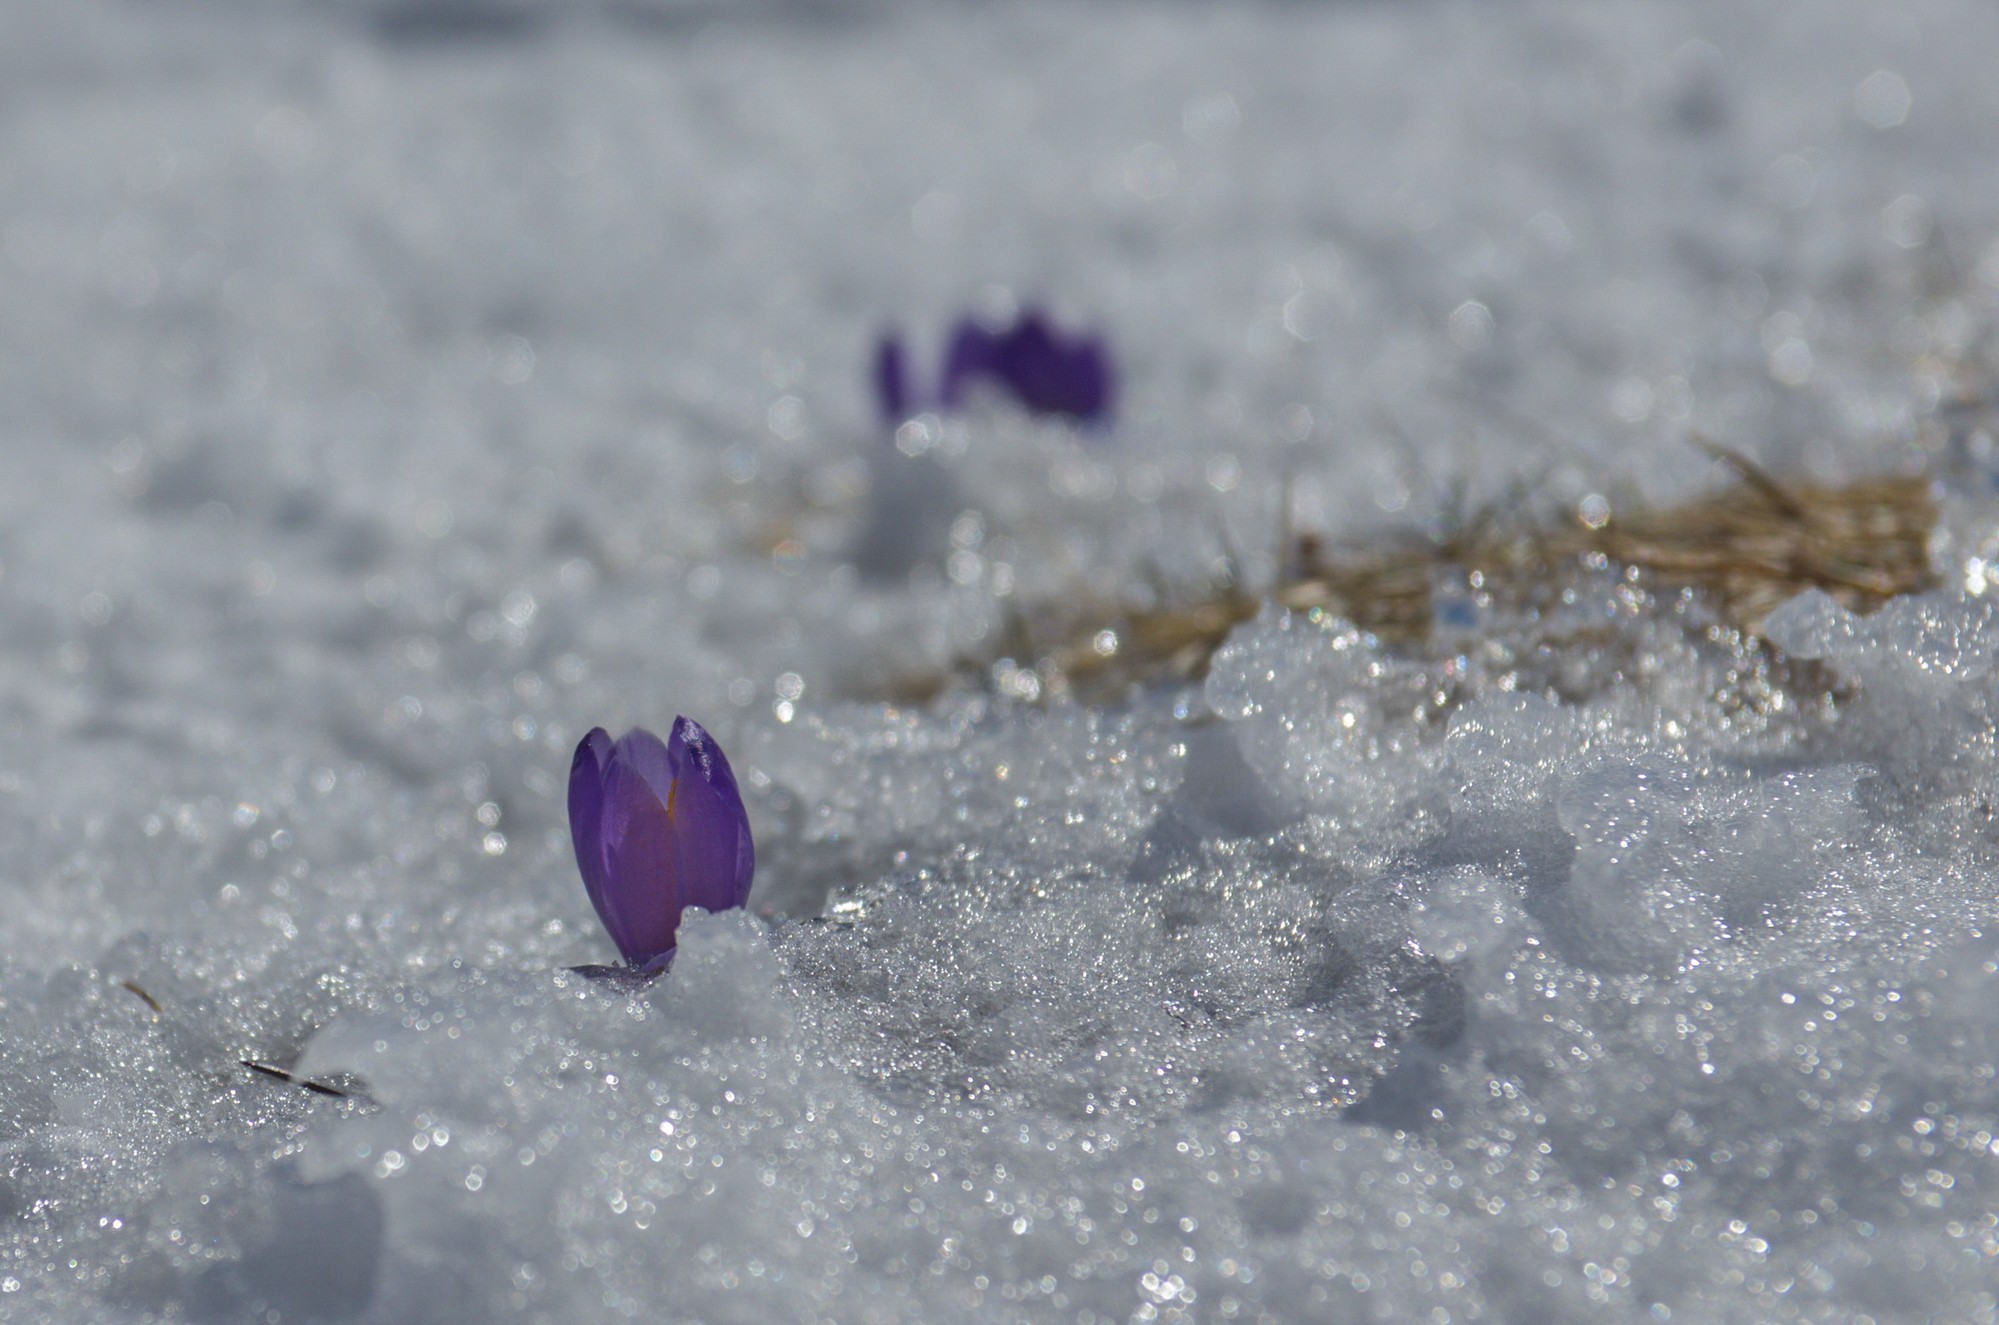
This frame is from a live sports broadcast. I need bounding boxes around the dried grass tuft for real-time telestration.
[898,448,1939,701]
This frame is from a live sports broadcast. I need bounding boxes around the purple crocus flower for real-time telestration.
[939,310,1115,424]
[874,307,1115,427]
[568,718,755,972]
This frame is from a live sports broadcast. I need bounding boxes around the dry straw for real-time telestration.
[908,444,1939,701]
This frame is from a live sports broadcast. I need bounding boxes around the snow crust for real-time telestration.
[5,0,1999,1320]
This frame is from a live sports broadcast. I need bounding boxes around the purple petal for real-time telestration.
[992,315,1059,411]
[993,311,1114,423]
[567,728,615,921]
[610,726,676,807]
[935,310,1115,425]
[939,320,1002,409]
[666,716,756,911]
[873,333,912,424]
[1051,350,1113,425]
[597,760,682,966]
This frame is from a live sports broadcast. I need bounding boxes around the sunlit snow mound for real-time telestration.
[5,585,1999,1323]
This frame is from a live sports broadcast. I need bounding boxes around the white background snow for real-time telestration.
[4,0,1999,1320]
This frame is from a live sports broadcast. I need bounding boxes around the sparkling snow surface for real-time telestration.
[5,1,1999,1321]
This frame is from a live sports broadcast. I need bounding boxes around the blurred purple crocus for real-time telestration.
[875,307,1115,427]
[568,718,755,972]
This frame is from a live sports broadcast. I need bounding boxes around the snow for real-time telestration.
[4,0,1999,1320]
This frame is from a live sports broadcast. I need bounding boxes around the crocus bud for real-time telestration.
[568,718,755,971]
